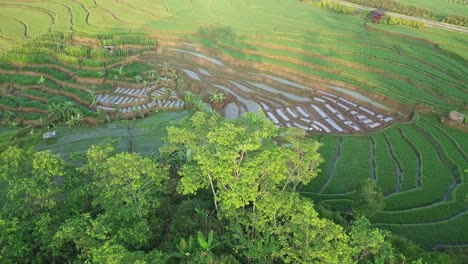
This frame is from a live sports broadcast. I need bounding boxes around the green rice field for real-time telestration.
[394,0,468,18]
[303,116,468,248]
[0,0,467,250]
[0,1,466,111]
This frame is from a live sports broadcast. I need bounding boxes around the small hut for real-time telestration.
[372,9,386,23]
[448,111,465,124]
[43,131,56,139]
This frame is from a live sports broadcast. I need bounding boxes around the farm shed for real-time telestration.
[448,111,464,124]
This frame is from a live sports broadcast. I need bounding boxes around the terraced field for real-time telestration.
[144,42,400,134]
[0,33,191,125]
[0,0,467,250]
[0,0,467,111]
[302,116,468,248]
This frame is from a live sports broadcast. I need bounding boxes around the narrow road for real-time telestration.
[331,0,468,34]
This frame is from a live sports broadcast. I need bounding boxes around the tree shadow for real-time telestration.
[192,25,262,61]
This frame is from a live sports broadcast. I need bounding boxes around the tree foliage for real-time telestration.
[443,15,468,26]
[164,111,394,263]
[353,178,386,218]
[344,0,433,18]
[0,113,464,263]
[317,0,356,14]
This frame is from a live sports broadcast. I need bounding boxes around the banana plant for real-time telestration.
[116,65,125,76]
[197,230,215,252]
[88,88,97,107]
[134,74,143,84]
[37,76,46,87]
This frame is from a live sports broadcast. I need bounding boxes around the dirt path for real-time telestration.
[333,0,468,34]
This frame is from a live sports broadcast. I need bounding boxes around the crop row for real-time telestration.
[373,134,399,195]
[302,120,466,248]
[321,136,372,194]
[301,136,342,193]
[382,126,455,210]
[187,35,459,109]
[257,35,466,87]
[374,211,468,248]
[210,26,467,82]
[372,183,467,225]
[383,129,419,190]
[0,32,151,69]
[306,121,465,211]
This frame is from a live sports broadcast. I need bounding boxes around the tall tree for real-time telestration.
[83,143,169,248]
[0,147,66,262]
[0,147,64,217]
[353,178,385,218]
[163,112,365,262]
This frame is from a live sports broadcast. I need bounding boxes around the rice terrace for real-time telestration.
[0,0,467,263]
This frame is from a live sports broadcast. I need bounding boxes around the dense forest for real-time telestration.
[1,111,466,263]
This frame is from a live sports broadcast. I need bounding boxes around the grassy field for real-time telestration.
[0,127,21,151]
[300,116,468,248]
[36,111,188,157]
[393,0,468,18]
[0,0,467,250]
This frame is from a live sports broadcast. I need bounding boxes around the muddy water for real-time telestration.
[149,43,400,134]
[398,128,422,188]
[213,84,261,113]
[319,138,343,193]
[223,102,239,119]
[228,80,255,93]
[168,48,224,66]
[384,134,403,193]
[181,69,201,80]
[329,86,392,111]
[198,68,212,76]
[370,138,377,181]
[251,73,308,90]
[248,82,310,103]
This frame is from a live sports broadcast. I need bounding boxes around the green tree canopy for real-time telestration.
[353,178,386,218]
[163,111,393,263]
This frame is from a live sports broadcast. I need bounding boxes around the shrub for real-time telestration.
[63,45,90,58]
[378,15,425,28]
[317,0,356,14]
[443,15,468,26]
[344,0,433,18]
